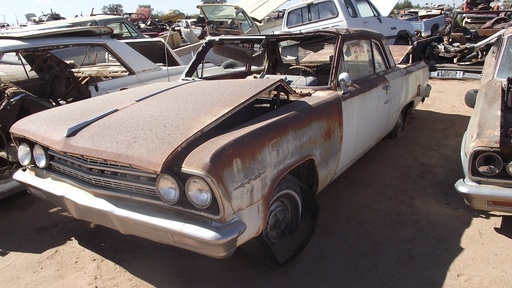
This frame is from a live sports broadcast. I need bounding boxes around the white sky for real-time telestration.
[1,0,461,26]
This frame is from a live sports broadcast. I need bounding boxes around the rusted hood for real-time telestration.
[466,80,502,150]
[10,79,283,173]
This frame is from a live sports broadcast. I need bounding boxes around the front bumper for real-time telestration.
[14,168,246,258]
[455,178,512,213]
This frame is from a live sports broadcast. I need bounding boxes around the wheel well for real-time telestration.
[287,158,318,196]
[404,101,415,115]
[394,30,413,45]
[284,159,319,229]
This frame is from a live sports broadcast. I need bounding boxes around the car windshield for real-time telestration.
[496,35,512,80]
[1,44,129,82]
[188,35,335,87]
[201,5,236,20]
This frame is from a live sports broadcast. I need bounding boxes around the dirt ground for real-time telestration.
[1,78,512,288]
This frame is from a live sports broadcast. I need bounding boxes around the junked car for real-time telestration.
[455,26,512,213]
[24,15,146,40]
[10,29,432,264]
[428,9,512,79]
[0,26,189,199]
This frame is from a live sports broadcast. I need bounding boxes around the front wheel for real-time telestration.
[263,180,302,245]
[242,175,317,265]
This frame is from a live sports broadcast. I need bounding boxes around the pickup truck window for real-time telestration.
[236,11,253,33]
[343,0,358,18]
[355,0,380,18]
[285,0,338,27]
[372,40,388,73]
[342,39,385,80]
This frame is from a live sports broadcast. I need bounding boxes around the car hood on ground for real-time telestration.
[10,79,283,173]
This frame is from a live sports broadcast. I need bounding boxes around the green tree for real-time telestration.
[138,4,160,18]
[394,0,414,10]
[102,3,123,15]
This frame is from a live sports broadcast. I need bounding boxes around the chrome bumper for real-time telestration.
[455,178,512,213]
[14,168,246,258]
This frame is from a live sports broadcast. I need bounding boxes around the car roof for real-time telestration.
[0,28,161,74]
[0,26,113,39]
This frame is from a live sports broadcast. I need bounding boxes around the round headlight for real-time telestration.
[476,152,503,176]
[18,142,32,166]
[156,174,181,205]
[33,144,49,168]
[185,177,212,209]
[506,162,512,176]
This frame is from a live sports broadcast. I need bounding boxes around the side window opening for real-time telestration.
[343,0,358,18]
[355,0,378,18]
[341,39,374,81]
[107,22,139,39]
[236,12,253,33]
[371,40,388,73]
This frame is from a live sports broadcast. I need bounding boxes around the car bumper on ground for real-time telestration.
[13,168,246,258]
[455,178,512,213]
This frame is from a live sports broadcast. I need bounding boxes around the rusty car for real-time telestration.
[455,26,512,213]
[10,29,431,264]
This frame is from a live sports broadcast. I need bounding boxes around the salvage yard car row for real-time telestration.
[2,11,512,266]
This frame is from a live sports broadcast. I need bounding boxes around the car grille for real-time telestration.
[48,150,158,197]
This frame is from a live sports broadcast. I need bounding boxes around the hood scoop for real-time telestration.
[64,83,189,137]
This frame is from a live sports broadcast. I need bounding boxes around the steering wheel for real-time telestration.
[286,65,316,76]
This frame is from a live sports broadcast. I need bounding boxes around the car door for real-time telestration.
[354,0,392,40]
[335,39,391,174]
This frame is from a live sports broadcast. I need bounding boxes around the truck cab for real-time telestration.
[282,0,415,45]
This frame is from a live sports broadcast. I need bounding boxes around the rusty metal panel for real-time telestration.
[182,93,343,213]
[467,80,502,151]
[10,79,284,173]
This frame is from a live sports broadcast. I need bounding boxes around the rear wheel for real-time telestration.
[388,111,405,139]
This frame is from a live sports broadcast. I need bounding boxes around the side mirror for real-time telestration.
[338,72,352,95]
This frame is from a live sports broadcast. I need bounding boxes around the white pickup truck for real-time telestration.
[282,0,416,45]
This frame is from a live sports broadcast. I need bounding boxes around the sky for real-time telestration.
[1,0,462,26]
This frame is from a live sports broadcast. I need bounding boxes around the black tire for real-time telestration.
[387,111,405,139]
[394,36,409,45]
[431,24,439,36]
[242,175,317,265]
[465,89,478,108]
[263,180,302,245]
